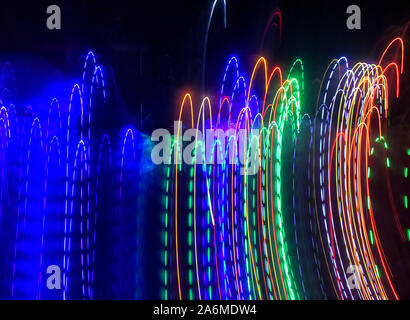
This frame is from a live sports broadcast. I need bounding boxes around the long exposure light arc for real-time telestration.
[0,29,408,300]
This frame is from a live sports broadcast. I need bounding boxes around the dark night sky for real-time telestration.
[0,0,408,131]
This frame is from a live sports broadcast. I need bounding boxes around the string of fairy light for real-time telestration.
[160,37,409,300]
[0,30,408,300]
